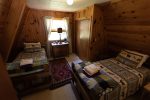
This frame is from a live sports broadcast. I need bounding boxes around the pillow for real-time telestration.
[116,50,149,68]
[24,42,41,49]
[24,42,41,52]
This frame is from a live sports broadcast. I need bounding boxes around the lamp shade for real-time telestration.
[57,28,62,33]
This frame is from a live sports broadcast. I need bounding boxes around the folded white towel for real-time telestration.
[83,64,101,76]
[20,58,33,66]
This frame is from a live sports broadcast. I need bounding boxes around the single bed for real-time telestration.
[14,48,48,66]
[72,50,150,100]
[7,47,50,96]
[7,47,49,77]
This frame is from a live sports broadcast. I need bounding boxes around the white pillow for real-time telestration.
[24,42,41,49]
[126,50,149,68]
[116,49,149,68]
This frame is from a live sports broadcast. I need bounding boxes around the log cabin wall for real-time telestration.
[90,5,106,60]
[101,0,150,56]
[19,8,74,48]
[0,0,26,61]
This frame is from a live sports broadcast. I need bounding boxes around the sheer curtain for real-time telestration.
[44,16,52,58]
[63,17,72,54]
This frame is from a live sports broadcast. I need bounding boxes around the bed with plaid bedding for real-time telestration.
[73,58,149,100]
[14,48,48,66]
[7,48,48,72]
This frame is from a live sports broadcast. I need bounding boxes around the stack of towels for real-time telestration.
[83,64,102,76]
[20,58,33,71]
[20,58,33,66]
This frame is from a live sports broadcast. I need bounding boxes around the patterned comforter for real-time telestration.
[73,58,149,100]
[7,48,48,71]
[14,48,48,66]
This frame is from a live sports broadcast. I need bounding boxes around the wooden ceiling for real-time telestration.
[27,0,110,12]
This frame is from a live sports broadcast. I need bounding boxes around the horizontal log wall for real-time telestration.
[101,0,150,56]
[90,5,106,60]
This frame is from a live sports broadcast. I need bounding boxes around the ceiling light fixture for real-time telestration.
[66,0,74,5]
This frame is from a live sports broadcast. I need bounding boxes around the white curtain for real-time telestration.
[63,17,72,54]
[44,16,53,58]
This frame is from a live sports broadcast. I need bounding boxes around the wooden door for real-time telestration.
[76,19,91,60]
[0,55,18,100]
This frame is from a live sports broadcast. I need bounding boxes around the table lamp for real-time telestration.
[57,28,62,43]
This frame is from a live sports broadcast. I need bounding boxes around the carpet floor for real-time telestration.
[49,58,72,89]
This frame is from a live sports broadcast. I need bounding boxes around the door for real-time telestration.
[0,55,18,100]
[76,19,91,60]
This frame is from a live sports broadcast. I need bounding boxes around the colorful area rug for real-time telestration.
[49,58,72,89]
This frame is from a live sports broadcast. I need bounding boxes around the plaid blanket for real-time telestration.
[73,58,149,100]
[14,48,48,66]
[7,48,48,72]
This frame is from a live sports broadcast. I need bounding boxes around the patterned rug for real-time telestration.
[49,58,72,89]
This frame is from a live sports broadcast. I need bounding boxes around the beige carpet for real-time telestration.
[22,84,77,100]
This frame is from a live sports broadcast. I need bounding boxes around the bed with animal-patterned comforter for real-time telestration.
[72,58,150,100]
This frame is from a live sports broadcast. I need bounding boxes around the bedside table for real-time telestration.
[51,42,69,58]
[141,83,150,100]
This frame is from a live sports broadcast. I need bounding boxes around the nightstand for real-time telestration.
[51,42,69,58]
[141,83,150,100]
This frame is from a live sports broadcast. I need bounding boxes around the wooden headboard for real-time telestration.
[100,0,150,67]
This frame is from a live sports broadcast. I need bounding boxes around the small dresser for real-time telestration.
[51,42,69,58]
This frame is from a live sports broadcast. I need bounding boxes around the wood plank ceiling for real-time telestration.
[27,0,110,12]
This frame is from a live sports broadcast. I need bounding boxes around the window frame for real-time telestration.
[47,18,68,41]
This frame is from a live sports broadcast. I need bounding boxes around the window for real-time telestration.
[46,19,68,41]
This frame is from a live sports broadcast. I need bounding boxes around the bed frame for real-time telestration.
[71,57,150,100]
[71,63,93,100]
[11,64,51,97]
